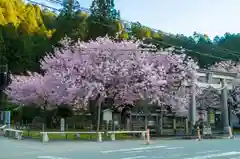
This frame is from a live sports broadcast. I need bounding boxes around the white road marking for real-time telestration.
[165,147,184,150]
[100,145,166,153]
[65,148,77,152]
[151,156,164,158]
[184,151,240,159]
[169,154,188,158]
[121,156,146,159]
[196,150,220,154]
[37,156,70,159]
[124,150,144,154]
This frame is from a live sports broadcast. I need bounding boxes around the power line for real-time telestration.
[26,0,240,61]
[29,0,240,57]
[28,0,240,57]
[148,39,227,61]
[27,0,61,11]
[26,0,169,34]
[211,45,240,57]
[161,35,240,58]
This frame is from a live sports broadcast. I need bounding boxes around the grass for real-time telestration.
[233,129,240,133]
[22,130,138,141]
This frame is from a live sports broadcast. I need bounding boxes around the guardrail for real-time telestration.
[39,131,104,142]
[107,130,146,141]
[0,125,7,131]
[4,128,23,140]
[0,125,7,135]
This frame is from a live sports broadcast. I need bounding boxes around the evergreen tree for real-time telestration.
[87,0,122,39]
[90,0,119,19]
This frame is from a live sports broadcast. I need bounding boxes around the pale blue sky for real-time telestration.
[40,0,240,38]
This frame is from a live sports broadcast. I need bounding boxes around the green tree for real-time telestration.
[0,0,53,73]
[51,0,88,42]
[87,0,121,39]
[41,9,57,29]
[130,22,152,40]
[215,33,240,53]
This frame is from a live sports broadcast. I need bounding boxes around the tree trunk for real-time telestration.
[89,99,97,128]
[41,104,48,129]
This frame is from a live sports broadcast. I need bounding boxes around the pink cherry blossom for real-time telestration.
[6,37,198,113]
[40,37,197,111]
[5,72,71,109]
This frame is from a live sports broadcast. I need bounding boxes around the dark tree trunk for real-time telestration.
[89,100,97,126]
[43,105,47,126]
[89,95,101,129]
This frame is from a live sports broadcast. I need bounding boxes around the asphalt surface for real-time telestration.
[1,137,240,159]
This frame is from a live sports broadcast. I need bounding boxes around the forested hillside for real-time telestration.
[1,0,240,74]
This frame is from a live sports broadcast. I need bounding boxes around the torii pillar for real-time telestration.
[220,79,230,134]
[189,76,196,135]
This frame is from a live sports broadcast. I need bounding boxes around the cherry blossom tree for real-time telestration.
[40,37,198,113]
[5,72,70,110]
[196,87,220,110]
[4,36,199,126]
[3,37,201,131]
[4,72,75,126]
[228,87,240,124]
[210,61,240,73]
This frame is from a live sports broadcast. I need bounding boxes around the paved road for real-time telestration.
[1,137,240,159]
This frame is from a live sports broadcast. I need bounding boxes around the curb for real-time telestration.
[151,135,230,140]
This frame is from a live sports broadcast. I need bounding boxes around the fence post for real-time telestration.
[60,118,65,137]
[141,131,145,140]
[110,133,115,141]
[228,126,233,139]
[42,123,49,142]
[98,132,102,142]
[42,132,49,142]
